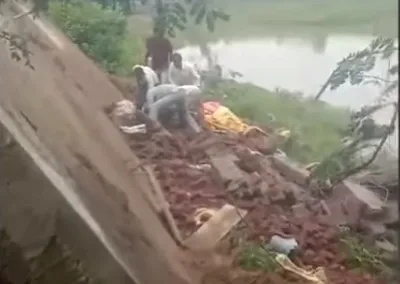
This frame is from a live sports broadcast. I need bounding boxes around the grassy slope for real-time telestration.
[204,81,350,163]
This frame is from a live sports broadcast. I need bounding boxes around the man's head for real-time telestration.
[171,53,183,69]
[153,25,165,37]
[132,65,146,85]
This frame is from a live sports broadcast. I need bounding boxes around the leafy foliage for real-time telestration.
[340,234,386,275]
[89,0,143,14]
[310,102,398,187]
[310,37,398,186]
[65,0,230,37]
[151,0,230,37]
[237,243,278,272]
[49,1,128,73]
[315,37,398,100]
[46,0,229,73]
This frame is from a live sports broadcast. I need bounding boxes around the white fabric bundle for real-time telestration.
[111,100,136,126]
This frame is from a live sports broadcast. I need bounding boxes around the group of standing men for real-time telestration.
[132,27,202,132]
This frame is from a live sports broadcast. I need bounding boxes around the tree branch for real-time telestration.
[363,74,396,84]
[329,102,398,187]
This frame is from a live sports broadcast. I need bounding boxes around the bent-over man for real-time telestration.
[146,84,202,133]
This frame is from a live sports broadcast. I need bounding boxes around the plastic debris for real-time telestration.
[188,163,212,171]
[119,124,147,134]
[268,235,298,255]
[275,254,328,284]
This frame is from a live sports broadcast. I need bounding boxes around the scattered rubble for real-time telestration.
[108,107,397,284]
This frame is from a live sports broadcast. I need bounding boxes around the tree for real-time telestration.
[49,0,128,73]
[308,37,398,191]
[1,0,230,74]
[150,0,230,38]
[62,0,230,37]
[314,37,398,101]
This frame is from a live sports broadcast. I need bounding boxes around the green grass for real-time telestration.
[128,0,398,44]
[114,34,146,76]
[204,81,351,163]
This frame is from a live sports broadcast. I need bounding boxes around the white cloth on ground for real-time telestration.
[111,100,136,127]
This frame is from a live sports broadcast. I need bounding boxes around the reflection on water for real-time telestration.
[179,34,398,151]
[311,35,327,54]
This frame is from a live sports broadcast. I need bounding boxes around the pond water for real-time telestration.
[179,35,399,152]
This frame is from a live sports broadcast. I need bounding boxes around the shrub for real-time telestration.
[49,0,141,74]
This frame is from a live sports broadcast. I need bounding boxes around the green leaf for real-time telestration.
[189,0,203,16]
[167,28,176,38]
[369,38,380,50]
[212,10,230,22]
[172,2,186,15]
[195,5,207,25]
[206,11,216,32]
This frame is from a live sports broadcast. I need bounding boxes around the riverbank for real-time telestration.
[48,0,353,164]
[128,0,398,44]
[204,80,350,163]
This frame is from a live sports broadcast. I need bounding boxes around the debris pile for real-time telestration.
[109,109,396,284]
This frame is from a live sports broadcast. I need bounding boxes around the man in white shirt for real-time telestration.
[132,65,159,89]
[168,53,201,87]
[132,65,159,110]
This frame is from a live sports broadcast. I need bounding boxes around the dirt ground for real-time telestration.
[110,110,396,284]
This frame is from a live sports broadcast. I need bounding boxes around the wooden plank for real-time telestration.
[144,165,183,245]
[142,166,164,214]
[184,204,247,251]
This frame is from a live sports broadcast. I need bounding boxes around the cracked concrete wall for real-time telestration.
[0,128,133,284]
[0,2,192,284]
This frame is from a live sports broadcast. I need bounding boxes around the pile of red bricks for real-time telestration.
[116,118,387,284]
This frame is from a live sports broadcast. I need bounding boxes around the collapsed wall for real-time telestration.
[0,132,132,283]
[0,2,192,284]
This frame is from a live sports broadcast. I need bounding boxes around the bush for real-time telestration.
[49,1,143,75]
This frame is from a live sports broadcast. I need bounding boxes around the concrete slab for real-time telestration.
[184,204,247,251]
[270,154,310,186]
[342,180,384,211]
[209,153,245,184]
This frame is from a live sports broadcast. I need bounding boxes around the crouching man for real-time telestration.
[145,84,202,133]
[132,65,159,110]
